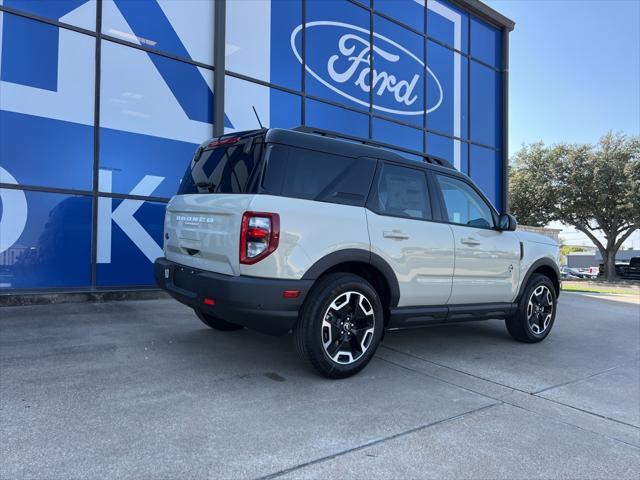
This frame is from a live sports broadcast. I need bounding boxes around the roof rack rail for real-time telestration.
[292,125,455,170]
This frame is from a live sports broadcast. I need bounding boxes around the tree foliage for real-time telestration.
[509,132,640,279]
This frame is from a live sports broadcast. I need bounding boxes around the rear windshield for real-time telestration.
[178,134,265,194]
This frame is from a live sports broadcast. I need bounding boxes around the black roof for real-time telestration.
[205,126,464,177]
[265,126,460,175]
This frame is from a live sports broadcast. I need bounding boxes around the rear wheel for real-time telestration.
[506,274,557,343]
[194,309,243,331]
[293,273,384,379]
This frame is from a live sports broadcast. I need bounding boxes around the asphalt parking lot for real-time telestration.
[1,292,639,479]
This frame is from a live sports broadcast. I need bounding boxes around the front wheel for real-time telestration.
[293,273,384,379]
[506,274,557,343]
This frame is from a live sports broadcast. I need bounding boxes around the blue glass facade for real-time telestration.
[0,0,509,291]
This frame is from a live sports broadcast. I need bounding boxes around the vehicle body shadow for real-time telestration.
[160,324,314,379]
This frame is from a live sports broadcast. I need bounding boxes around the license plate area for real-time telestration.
[173,265,194,287]
[169,265,199,299]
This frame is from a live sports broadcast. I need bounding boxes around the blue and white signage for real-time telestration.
[291,21,442,116]
[0,0,503,290]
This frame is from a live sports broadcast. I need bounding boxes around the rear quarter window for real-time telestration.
[262,145,376,206]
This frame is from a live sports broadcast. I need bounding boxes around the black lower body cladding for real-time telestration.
[154,258,313,335]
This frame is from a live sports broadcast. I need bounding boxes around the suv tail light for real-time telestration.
[240,212,280,265]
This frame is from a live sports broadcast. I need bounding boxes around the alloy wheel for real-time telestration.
[321,291,375,364]
[527,285,553,334]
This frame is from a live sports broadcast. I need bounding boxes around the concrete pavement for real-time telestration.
[1,292,638,479]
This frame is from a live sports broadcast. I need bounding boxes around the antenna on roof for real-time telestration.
[252,105,264,129]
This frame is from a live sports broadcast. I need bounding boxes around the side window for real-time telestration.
[369,164,431,220]
[436,175,495,228]
[262,145,375,206]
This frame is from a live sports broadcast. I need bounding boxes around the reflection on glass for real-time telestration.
[0,192,92,289]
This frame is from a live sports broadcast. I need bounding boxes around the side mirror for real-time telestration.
[498,213,517,231]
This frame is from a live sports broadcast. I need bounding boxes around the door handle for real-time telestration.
[460,237,480,246]
[383,230,409,240]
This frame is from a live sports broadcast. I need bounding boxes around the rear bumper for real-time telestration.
[154,258,313,335]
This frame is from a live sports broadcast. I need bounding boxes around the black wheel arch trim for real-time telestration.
[301,249,401,307]
[517,258,561,301]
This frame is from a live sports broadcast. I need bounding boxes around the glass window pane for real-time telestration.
[373,15,424,127]
[370,163,431,220]
[470,60,501,148]
[179,133,266,195]
[470,144,501,211]
[0,14,95,190]
[226,0,301,90]
[305,0,370,111]
[2,0,97,30]
[427,40,468,139]
[263,145,375,206]
[102,0,214,65]
[305,98,369,138]
[426,132,468,173]
[0,190,92,289]
[470,16,501,68]
[225,75,301,132]
[270,88,303,129]
[374,0,424,34]
[99,40,214,198]
[436,174,494,227]
[427,0,468,53]
[96,197,165,286]
[372,117,423,152]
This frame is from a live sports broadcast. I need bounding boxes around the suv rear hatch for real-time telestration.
[164,131,265,276]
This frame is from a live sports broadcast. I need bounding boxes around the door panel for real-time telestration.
[433,173,520,304]
[366,162,454,307]
[367,211,454,307]
[449,226,520,303]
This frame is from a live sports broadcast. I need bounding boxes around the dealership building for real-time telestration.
[0,0,514,293]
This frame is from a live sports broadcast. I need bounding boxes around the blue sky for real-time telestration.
[485,0,640,156]
[486,0,640,249]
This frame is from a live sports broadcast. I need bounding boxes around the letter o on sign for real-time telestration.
[0,167,28,254]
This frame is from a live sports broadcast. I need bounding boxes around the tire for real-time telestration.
[506,274,557,343]
[194,309,243,331]
[293,273,384,379]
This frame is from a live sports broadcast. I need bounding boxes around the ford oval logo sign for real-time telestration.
[291,21,443,116]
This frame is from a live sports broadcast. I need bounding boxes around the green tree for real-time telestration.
[509,132,640,280]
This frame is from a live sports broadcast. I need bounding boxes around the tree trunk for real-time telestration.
[602,249,617,281]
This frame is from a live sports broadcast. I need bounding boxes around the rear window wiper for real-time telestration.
[195,181,217,192]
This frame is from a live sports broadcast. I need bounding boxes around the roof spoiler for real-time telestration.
[292,126,455,170]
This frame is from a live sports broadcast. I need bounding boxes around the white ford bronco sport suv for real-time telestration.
[155,127,560,378]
